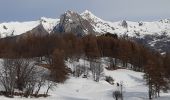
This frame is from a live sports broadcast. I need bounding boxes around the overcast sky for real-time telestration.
[0,0,170,22]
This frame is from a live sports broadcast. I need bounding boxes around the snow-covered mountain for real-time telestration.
[0,10,170,52]
[0,17,59,38]
[81,10,170,52]
[81,10,170,37]
[1,10,170,37]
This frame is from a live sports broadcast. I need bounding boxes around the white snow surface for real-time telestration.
[0,21,39,38]
[81,10,170,37]
[0,68,170,100]
[40,17,60,33]
[0,17,59,38]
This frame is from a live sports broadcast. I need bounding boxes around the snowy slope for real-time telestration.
[0,18,59,38]
[40,17,60,33]
[0,58,170,100]
[81,10,170,38]
[39,69,170,100]
[104,69,144,87]
[0,21,39,38]
[0,69,170,100]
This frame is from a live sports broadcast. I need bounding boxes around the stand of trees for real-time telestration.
[0,33,149,72]
[0,33,169,99]
[143,52,170,99]
[0,58,56,97]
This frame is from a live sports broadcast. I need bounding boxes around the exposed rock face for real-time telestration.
[121,20,128,28]
[53,10,95,36]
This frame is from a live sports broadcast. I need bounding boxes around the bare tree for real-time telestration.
[0,59,16,97]
[0,58,48,97]
[34,77,46,97]
[91,59,103,82]
[74,65,86,77]
[45,80,57,96]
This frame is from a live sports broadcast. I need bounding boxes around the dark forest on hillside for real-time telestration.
[0,33,169,99]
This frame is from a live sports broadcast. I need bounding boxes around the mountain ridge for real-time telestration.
[0,10,170,52]
[0,10,170,37]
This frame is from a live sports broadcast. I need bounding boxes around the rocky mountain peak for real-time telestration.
[81,10,94,17]
[159,19,170,23]
[64,10,78,17]
[52,10,95,36]
[81,10,102,23]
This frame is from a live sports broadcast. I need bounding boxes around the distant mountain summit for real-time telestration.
[52,10,95,36]
[0,10,170,52]
[0,17,59,38]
